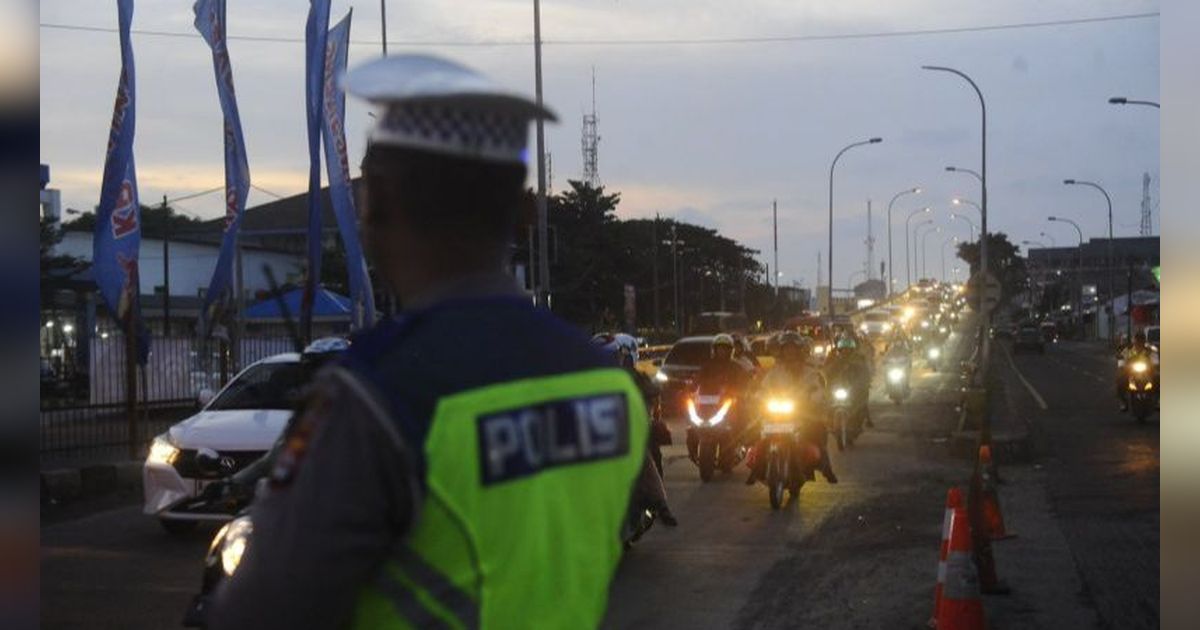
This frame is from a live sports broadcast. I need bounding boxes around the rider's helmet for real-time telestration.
[711,333,735,360]
[777,331,809,363]
[1132,330,1147,348]
[591,332,637,368]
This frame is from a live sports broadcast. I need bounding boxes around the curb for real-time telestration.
[41,460,143,506]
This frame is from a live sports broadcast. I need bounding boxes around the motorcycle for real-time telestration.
[181,477,258,627]
[754,394,822,509]
[884,358,911,404]
[1124,355,1159,423]
[924,344,943,372]
[828,381,866,451]
[686,386,745,482]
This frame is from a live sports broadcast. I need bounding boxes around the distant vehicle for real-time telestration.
[1145,325,1160,351]
[858,310,894,338]
[656,336,715,415]
[1039,321,1059,344]
[1013,324,1045,354]
[990,322,1015,340]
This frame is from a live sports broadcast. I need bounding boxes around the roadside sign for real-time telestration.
[967,271,1002,312]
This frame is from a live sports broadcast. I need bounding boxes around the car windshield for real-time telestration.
[665,340,712,367]
[207,362,307,411]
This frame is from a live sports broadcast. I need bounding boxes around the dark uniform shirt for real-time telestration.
[209,273,614,630]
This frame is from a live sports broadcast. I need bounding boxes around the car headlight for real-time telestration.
[928,348,941,359]
[220,516,253,576]
[147,435,180,466]
[859,324,869,332]
[654,370,669,383]
[887,367,905,383]
[833,388,849,402]
[1131,361,1148,374]
[765,398,796,415]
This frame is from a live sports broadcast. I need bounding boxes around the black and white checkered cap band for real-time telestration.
[372,101,530,163]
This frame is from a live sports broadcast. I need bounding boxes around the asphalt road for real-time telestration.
[41,326,1158,629]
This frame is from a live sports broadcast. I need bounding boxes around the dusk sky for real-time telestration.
[40,0,1159,289]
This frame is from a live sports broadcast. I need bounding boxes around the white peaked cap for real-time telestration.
[342,54,556,164]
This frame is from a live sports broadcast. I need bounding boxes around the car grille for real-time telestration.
[173,449,268,480]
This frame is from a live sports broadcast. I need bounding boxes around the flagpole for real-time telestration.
[380,0,388,56]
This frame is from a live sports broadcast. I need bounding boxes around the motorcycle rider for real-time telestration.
[687,334,755,461]
[823,334,873,428]
[744,332,837,486]
[591,333,678,526]
[1116,330,1155,411]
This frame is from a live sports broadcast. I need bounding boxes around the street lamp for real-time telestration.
[951,197,982,217]
[1063,178,1115,342]
[828,137,883,320]
[1108,96,1160,109]
[921,226,942,280]
[942,236,959,283]
[1048,216,1085,333]
[905,207,932,290]
[912,218,935,283]
[923,64,989,381]
[949,212,976,241]
[886,186,921,297]
[945,165,983,183]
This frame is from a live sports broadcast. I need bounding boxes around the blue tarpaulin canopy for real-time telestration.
[244,287,352,320]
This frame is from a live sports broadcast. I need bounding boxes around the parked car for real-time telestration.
[1012,324,1045,354]
[1039,321,1059,344]
[142,338,348,534]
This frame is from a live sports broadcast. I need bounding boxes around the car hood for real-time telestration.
[167,409,293,451]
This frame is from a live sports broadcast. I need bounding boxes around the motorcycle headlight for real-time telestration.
[147,435,180,466]
[833,388,849,402]
[1144,381,1154,391]
[710,400,734,426]
[1128,381,1138,391]
[929,348,941,359]
[882,323,892,332]
[654,370,669,383]
[686,398,704,426]
[939,326,948,334]
[921,320,931,329]
[220,516,253,576]
[813,345,826,355]
[1131,361,1148,374]
[859,323,869,333]
[887,367,905,383]
[765,398,796,415]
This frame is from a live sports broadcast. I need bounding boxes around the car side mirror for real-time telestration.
[197,388,216,408]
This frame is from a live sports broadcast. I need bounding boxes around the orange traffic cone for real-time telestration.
[974,446,1015,541]
[929,487,964,628]
[937,495,988,630]
[969,447,1011,595]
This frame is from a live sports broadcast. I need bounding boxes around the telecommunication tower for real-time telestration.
[581,67,600,187]
[1139,172,1153,236]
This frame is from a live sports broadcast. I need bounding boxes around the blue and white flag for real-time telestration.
[93,0,148,363]
[321,10,375,328]
[302,0,331,338]
[194,0,251,332]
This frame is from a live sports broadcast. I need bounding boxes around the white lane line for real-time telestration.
[1002,345,1049,410]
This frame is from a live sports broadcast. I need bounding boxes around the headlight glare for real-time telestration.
[1131,361,1148,374]
[833,388,849,402]
[147,436,180,466]
[654,370,669,383]
[220,517,253,576]
[887,367,905,383]
[765,398,796,415]
[928,348,941,359]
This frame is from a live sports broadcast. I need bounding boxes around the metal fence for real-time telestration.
[40,332,298,466]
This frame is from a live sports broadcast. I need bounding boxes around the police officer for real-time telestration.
[209,54,648,630]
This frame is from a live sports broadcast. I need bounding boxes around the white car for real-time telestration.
[857,310,895,338]
[143,339,347,533]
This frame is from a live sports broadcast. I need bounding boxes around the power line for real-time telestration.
[40,11,1159,48]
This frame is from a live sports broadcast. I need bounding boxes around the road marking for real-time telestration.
[1002,345,1049,410]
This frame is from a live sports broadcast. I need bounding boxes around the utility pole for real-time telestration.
[379,0,388,56]
[161,195,170,334]
[652,214,660,333]
[773,200,779,293]
[865,199,874,281]
[533,0,550,308]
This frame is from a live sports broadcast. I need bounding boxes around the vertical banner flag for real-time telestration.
[302,0,332,339]
[194,0,251,333]
[322,10,376,328]
[93,0,149,363]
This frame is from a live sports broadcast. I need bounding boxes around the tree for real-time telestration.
[40,216,87,307]
[955,232,1028,300]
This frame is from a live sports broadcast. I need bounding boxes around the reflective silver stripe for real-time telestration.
[936,560,946,584]
[393,546,481,630]
[374,569,452,630]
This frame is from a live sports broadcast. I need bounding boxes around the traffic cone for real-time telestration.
[974,446,1015,541]
[929,487,964,628]
[936,495,988,630]
[969,447,1011,595]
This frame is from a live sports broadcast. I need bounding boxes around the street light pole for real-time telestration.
[1108,96,1160,109]
[949,212,976,241]
[533,0,550,309]
[904,207,931,292]
[911,217,933,284]
[886,187,921,297]
[828,137,882,320]
[924,65,988,379]
[1064,179,1115,343]
[942,237,958,283]
[1048,216,1085,336]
